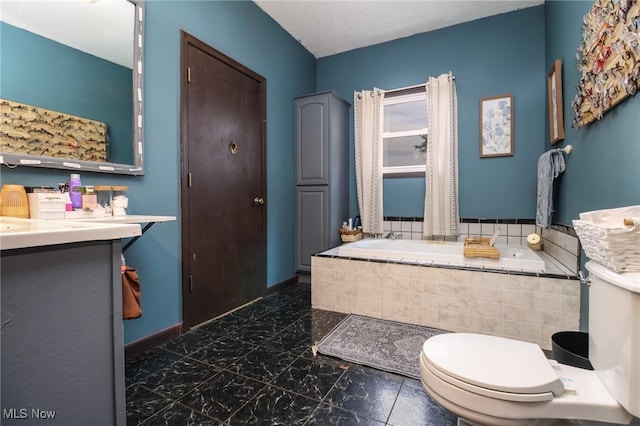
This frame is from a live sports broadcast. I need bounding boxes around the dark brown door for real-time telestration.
[180,32,266,329]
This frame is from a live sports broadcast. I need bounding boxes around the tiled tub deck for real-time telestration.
[311,255,580,351]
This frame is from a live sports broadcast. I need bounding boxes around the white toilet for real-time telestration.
[420,260,640,426]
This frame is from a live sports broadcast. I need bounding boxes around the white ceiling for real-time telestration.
[0,0,134,69]
[0,1,544,66]
[254,0,544,58]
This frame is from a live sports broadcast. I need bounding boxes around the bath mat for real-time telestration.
[313,314,447,379]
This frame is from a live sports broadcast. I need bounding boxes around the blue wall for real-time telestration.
[2,1,638,344]
[544,1,640,226]
[1,22,133,164]
[545,1,640,330]
[1,1,316,344]
[317,7,547,220]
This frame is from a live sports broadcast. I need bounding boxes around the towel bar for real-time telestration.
[554,145,572,154]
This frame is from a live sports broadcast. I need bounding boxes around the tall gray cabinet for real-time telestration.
[295,91,350,272]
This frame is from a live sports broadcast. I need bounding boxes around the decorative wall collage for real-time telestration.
[572,0,640,128]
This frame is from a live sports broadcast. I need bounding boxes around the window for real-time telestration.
[382,90,428,176]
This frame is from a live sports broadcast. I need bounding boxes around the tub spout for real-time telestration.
[385,232,402,239]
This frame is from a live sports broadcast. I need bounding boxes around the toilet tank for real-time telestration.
[586,261,640,418]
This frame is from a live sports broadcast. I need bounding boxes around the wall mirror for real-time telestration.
[0,0,145,175]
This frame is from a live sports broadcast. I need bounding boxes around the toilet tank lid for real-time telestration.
[423,333,565,396]
[586,261,640,294]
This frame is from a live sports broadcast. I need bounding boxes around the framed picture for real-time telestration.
[547,59,565,145]
[480,94,513,158]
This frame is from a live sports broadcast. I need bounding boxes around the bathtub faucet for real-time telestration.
[385,232,402,240]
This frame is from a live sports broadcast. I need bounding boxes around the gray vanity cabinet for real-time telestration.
[295,91,350,272]
[1,240,126,425]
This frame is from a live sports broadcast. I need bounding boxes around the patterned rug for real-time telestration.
[313,314,447,379]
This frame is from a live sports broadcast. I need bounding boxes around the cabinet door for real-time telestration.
[296,95,329,185]
[296,186,328,272]
[1,242,126,424]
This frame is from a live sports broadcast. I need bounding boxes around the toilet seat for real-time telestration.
[422,333,564,401]
[420,333,633,425]
[423,353,554,403]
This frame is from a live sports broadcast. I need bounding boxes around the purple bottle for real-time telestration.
[69,174,82,209]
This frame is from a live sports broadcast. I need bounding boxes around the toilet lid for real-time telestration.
[423,333,565,399]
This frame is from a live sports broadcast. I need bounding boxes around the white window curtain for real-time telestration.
[423,72,459,238]
[354,88,384,234]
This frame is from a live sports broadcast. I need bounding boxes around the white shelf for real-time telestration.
[70,214,176,224]
[0,217,141,250]
[69,215,176,251]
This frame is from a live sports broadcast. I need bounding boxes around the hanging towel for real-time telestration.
[122,266,142,320]
[536,150,565,228]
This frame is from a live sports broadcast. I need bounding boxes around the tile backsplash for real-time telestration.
[381,217,579,275]
[540,224,580,275]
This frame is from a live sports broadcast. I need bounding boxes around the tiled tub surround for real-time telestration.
[311,256,580,351]
[539,224,580,275]
[383,217,580,275]
[383,217,541,244]
[338,239,547,273]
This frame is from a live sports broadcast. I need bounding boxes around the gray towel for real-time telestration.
[536,150,565,228]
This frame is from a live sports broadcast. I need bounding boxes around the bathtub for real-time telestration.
[338,238,545,273]
[312,238,581,350]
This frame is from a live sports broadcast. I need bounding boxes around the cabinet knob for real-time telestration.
[253,197,264,205]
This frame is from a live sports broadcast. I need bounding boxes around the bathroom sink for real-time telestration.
[0,216,141,250]
[1,224,25,231]
[0,217,29,232]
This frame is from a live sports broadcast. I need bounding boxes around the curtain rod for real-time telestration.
[385,75,455,94]
[385,82,427,94]
[355,74,456,98]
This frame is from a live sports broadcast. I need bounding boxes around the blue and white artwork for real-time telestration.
[480,94,513,157]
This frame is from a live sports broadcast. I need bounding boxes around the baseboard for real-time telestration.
[266,274,299,295]
[124,323,182,360]
[297,271,311,284]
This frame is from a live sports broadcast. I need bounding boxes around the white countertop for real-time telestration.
[0,216,142,250]
[68,215,176,224]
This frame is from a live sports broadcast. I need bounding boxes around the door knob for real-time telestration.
[253,197,264,205]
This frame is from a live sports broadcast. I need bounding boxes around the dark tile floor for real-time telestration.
[125,282,458,425]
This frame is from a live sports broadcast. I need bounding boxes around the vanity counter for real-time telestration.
[69,214,176,224]
[66,214,176,251]
[0,216,141,250]
[1,217,138,425]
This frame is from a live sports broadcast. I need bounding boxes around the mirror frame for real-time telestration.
[0,0,145,176]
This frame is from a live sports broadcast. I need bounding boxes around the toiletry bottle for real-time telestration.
[353,215,361,229]
[69,174,82,209]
